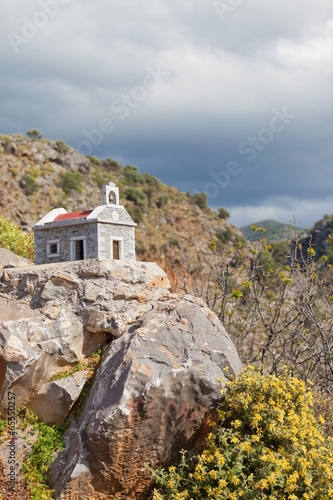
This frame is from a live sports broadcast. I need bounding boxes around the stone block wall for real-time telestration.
[97,223,136,261]
[34,221,136,264]
[34,223,98,265]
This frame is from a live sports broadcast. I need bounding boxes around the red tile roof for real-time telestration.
[54,210,93,221]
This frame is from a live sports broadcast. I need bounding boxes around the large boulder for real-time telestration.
[0,258,242,499]
[49,294,241,499]
[0,259,170,408]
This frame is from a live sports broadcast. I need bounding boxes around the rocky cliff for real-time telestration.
[0,256,242,499]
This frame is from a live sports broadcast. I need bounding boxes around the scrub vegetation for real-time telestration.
[0,215,34,261]
[151,368,333,500]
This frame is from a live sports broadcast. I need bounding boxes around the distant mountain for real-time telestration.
[240,219,305,242]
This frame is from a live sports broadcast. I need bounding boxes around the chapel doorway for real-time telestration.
[74,239,84,260]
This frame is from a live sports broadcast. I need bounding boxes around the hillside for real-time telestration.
[0,133,245,283]
[240,219,305,242]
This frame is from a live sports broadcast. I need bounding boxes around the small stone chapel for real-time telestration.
[33,181,136,265]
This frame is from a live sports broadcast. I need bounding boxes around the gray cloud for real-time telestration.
[1,0,332,227]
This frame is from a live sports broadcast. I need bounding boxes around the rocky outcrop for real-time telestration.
[0,259,170,408]
[0,258,242,499]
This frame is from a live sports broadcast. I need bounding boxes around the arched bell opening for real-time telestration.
[109,191,117,205]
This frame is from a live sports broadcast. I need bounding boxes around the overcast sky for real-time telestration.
[1,0,333,228]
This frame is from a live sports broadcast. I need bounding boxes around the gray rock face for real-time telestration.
[0,248,32,269]
[49,294,242,499]
[29,371,89,425]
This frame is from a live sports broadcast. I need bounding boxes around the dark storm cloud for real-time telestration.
[1,0,332,227]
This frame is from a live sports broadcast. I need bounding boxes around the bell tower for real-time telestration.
[103,181,119,205]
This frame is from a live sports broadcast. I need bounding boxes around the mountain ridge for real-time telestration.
[240,218,305,242]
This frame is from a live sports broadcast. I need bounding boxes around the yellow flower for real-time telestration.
[268,473,277,485]
[240,442,253,453]
[209,470,217,480]
[319,415,325,424]
[230,475,240,485]
[252,413,263,426]
[260,478,269,489]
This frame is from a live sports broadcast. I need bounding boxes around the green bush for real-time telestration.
[156,195,169,208]
[22,418,64,499]
[192,192,208,210]
[3,136,13,154]
[142,172,160,188]
[217,207,231,219]
[92,169,109,187]
[55,140,69,153]
[86,155,100,165]
[102,158,121,171]
[126,205,144,223]
[20,174,39,195]
[124,187,148,207]
[151,368,333,500]
[0,411,7,436]
[60,171,84,194]
[27,166,40,179]
[123,165,143,184]
[26,129,42,140]
[169,237,180,247]
[215,229,232,247]
[0,215,35,260]
[0,407,64,499]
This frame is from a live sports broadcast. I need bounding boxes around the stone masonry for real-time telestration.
[33,182,136,265]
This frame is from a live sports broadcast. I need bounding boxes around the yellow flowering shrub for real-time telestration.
[0,215,34,260]
[151,369,333,499]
